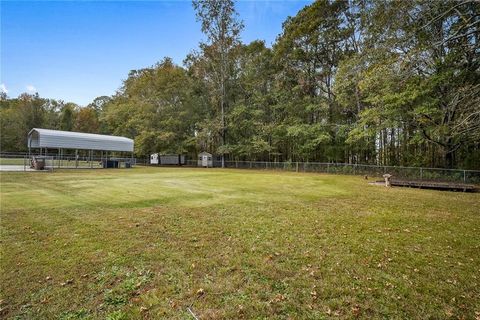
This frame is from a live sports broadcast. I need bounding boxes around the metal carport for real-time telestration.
[27,128,134,169]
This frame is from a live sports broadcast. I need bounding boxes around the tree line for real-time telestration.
[1,0,479,169]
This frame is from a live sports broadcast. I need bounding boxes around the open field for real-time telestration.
[0,158,27,166]
[1,167,479,319]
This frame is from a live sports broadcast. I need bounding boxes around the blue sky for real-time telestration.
[1,0,310,105]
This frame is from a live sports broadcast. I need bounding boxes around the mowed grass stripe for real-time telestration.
[1,168,350,211]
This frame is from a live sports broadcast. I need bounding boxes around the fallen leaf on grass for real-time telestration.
[270,293,286,303]
[445,308,454,317]
[352,305,360,316]
[60,279,74,286]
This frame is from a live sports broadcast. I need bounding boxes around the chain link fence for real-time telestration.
[2,152,479,184]
[0,152,135,171]
[182,160,480,184]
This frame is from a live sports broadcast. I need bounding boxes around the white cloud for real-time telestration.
[26,85,37,93]
[0,83,7,94]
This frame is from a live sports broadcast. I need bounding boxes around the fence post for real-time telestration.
[464,170,466,183]
[420,168,423,180]
[296,162,299,172]
[250,161,252,169]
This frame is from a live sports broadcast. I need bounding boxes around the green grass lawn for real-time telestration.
[1,167,479,319]
[0,158,27,165]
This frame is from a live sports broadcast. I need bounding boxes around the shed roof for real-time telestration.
[28,128,134,152]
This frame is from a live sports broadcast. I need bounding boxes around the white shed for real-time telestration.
[198,151,213,167]
[150,153,159,165]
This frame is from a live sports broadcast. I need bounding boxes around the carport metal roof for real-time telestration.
[28,128,134,152]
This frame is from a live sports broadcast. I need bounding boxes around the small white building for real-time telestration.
[150,153,159,165]
[198,151,213,167]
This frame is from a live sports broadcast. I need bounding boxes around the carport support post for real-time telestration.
[75,149,78,168]
[28,139,31,169]
[90,150,93,168]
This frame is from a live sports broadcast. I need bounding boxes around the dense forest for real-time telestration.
[1,0,479,169]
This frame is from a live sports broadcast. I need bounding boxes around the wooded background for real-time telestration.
[1,0,479,169]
